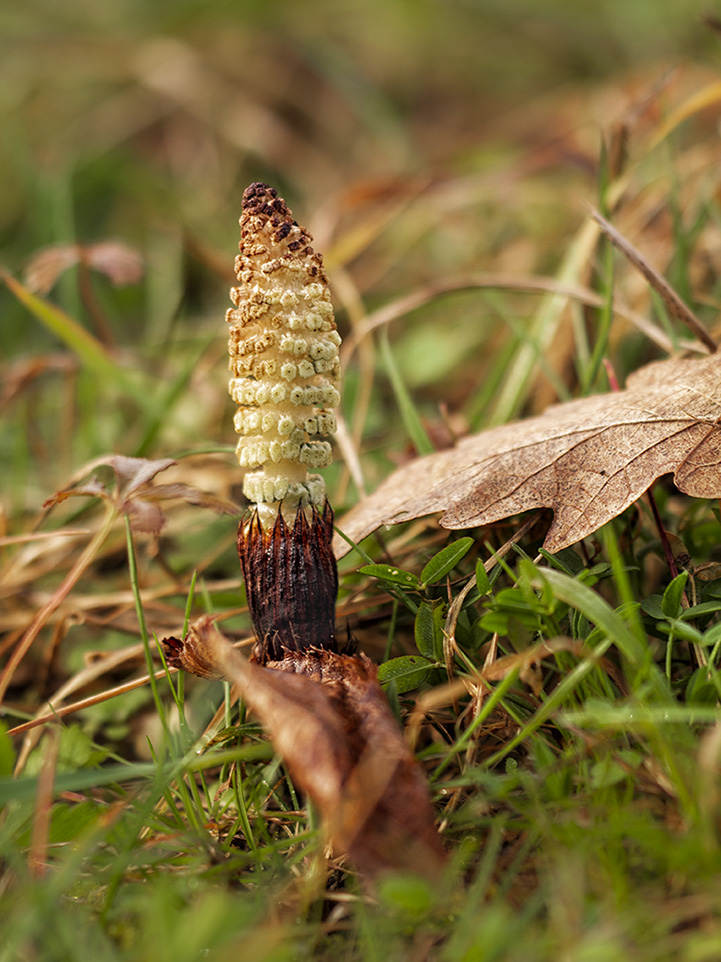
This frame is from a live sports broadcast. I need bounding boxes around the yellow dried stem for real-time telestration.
[227,183,340,525]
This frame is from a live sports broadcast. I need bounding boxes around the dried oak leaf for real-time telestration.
[337,353,721,556]
[168,619,446,879]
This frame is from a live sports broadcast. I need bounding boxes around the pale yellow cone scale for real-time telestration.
[226,183,340,525]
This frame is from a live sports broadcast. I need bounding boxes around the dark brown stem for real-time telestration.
[77,261,117,348]
[646,485,679,580]
[237,502,339,663]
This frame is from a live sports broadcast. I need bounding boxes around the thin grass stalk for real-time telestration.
[580,232,615,394]
[378,327,434,456]
[0,503,118,708]
[431,669,520,781]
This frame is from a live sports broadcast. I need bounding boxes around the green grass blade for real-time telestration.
[0,762,159,804]
[1,268,119,382]
[489,216,601,425]
[526,562,669,698]
[379,328,434,455]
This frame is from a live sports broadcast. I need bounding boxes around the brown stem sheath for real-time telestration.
[237,501,338,663]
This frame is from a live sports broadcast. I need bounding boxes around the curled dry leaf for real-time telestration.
[43,477,110,510]
[124,499,167,536]
[108,455,178,496]
[161,619,226,680]
[43,457,238,535]
[24,241,144,295]
[131,483,239,516]
[85,242,144,287]
[337,353,721,556]
[42,457,179,533]
[165,619,446,879]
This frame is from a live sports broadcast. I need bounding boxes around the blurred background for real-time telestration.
[5,3,721,949]
[2,0,721,517]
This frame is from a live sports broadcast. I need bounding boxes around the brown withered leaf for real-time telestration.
[124,499,167,536]
[25,242,144,294]
[43,457,239,535]
[43,477,110,510]
[337,353,721,555]
[168,619,446,879]
[108,455,178,496]
[161,621,225,680]
[138,483,239,515]
[43,457,178,534]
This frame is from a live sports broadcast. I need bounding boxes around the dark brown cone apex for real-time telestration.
[238,501,339,664]
[238,182,326,278]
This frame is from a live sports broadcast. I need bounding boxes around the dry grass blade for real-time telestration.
[0,529,90,547]
[7,669,175,741]
[0,506,118,708]
[443,513,542,681]
[7,629,254,741]
[647,77,721,151]
[28,723,60,879]
[407,637,593,753]
[340,272,678,363]
[588,206,718,354]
